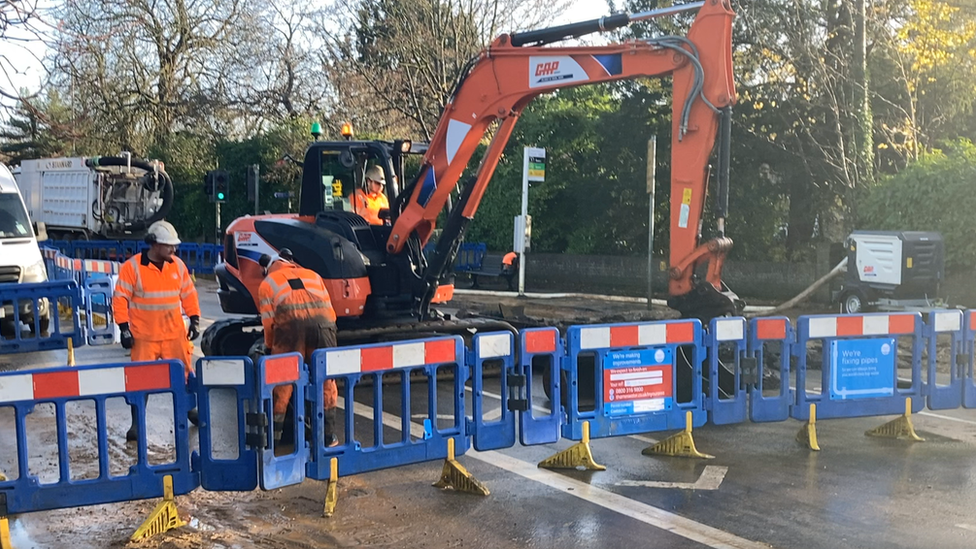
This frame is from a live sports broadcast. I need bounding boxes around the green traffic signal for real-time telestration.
[217,192,225,200]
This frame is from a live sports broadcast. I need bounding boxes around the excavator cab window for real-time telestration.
[319,150,356,212]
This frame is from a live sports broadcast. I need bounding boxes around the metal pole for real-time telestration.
[254,165,261,215]
[215,202,221,244]
[629,1,704,23]
[647,136,657,310]
[518,150,529,296]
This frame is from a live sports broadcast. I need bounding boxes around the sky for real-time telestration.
[0,0,613,105]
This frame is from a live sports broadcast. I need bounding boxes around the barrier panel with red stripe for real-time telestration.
[792,312,924,421]
[964,311,976,409]
[747,317,794,423]
[0,360,198,513]
[519,327,562,446]
[561,319,706,440]
[705,317,749,425]
[306,336,468,480]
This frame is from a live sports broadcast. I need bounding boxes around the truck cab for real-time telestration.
[0,163,51,333]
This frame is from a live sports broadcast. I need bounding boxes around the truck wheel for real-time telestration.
[841,290,866,314]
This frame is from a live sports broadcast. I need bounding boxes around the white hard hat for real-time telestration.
[147,220,181,246]
[365,166,385,183]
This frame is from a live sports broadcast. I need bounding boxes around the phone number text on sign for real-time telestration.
[603,348,673,416]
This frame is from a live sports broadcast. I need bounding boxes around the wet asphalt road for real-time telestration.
[4,281,976,548]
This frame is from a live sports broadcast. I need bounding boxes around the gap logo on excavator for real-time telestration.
[202,0,745,359]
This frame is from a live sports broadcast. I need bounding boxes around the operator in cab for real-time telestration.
[350,166,389,225]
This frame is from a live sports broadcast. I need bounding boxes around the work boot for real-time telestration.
[127,394,149,443]
[324,407,339,448]
[187,408,200,427]
[126,406,139,443]
[273,413,286,443]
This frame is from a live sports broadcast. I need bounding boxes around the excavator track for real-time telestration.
[201,315,518,357]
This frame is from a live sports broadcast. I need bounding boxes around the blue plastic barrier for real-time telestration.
[255,353,308,490]
[0,281,84,355]
[193,356,259,492]
[747,317,794,422]
[792,312,924,420]
[518,327,562,446]
[561,319,707,440]
[47,240,223,275]
[963,311,976,409]
[83,278,116,346]
[455,242,487,272]
[306,336,468,480]
[924,310,965,410]
[706,317,749,425]
[0,360,198,513]
[468,332,518,451]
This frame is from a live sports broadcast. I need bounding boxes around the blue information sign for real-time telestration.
[603,348,673,416]
[829,337,896,400]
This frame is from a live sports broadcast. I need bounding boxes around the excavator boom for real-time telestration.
[388,0,740,321]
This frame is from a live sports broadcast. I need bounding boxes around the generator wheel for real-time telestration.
[841,290,867,314]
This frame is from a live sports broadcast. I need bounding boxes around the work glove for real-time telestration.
[187,316,201,341]
[119,323,133,350]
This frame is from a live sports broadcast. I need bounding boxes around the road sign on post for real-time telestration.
[519,147,545,296]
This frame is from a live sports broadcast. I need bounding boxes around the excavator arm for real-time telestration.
[387,0,741,321]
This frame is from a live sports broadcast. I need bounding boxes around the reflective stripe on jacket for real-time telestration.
[258,262,337,350]
[113,253,201,341]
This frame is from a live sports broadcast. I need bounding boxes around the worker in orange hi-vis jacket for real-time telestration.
[258,248,340,447]
[501,251,519,291]
[350,165,390,225]
[113,220,201,442]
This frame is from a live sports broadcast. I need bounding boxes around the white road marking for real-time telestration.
[617,466,728,491]
[466,386,659,444]
[955,524,976,533]
[795,382,976,427]
[339,399,766,549]
[410,413,455,421]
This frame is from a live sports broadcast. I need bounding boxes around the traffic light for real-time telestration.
[205,170,229,203]
[214,170,229,202]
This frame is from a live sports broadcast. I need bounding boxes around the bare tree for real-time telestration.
[48,0,261,151]
[316,0,571,140]
[0,1,53,105]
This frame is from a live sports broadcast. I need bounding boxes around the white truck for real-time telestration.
[12,153,174,241]
[0,163,51,333]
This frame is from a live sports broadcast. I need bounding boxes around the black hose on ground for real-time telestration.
[85,156,174,231]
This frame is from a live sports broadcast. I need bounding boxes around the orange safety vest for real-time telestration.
[351,188,390,225]
[258,262,337,350]
[113,253,201,341]
[502,252,518,266]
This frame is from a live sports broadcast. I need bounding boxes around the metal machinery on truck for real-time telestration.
[203,0,742,358]
[13,153,174,241]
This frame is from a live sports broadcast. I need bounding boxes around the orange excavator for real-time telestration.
[202,0,742,357]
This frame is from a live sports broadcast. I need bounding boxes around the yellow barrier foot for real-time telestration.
[796,404,821,451]
[539,421,607,470]
[433,438,490,496]
[642,411,714,459]
[0,516,12,549]
[191,270,197,283]
[67,337,75,367]
[324,457,339,517]
[130,475,186,541]
[866,398,924,442]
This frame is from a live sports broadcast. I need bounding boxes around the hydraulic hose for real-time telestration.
[85,156,175,231]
